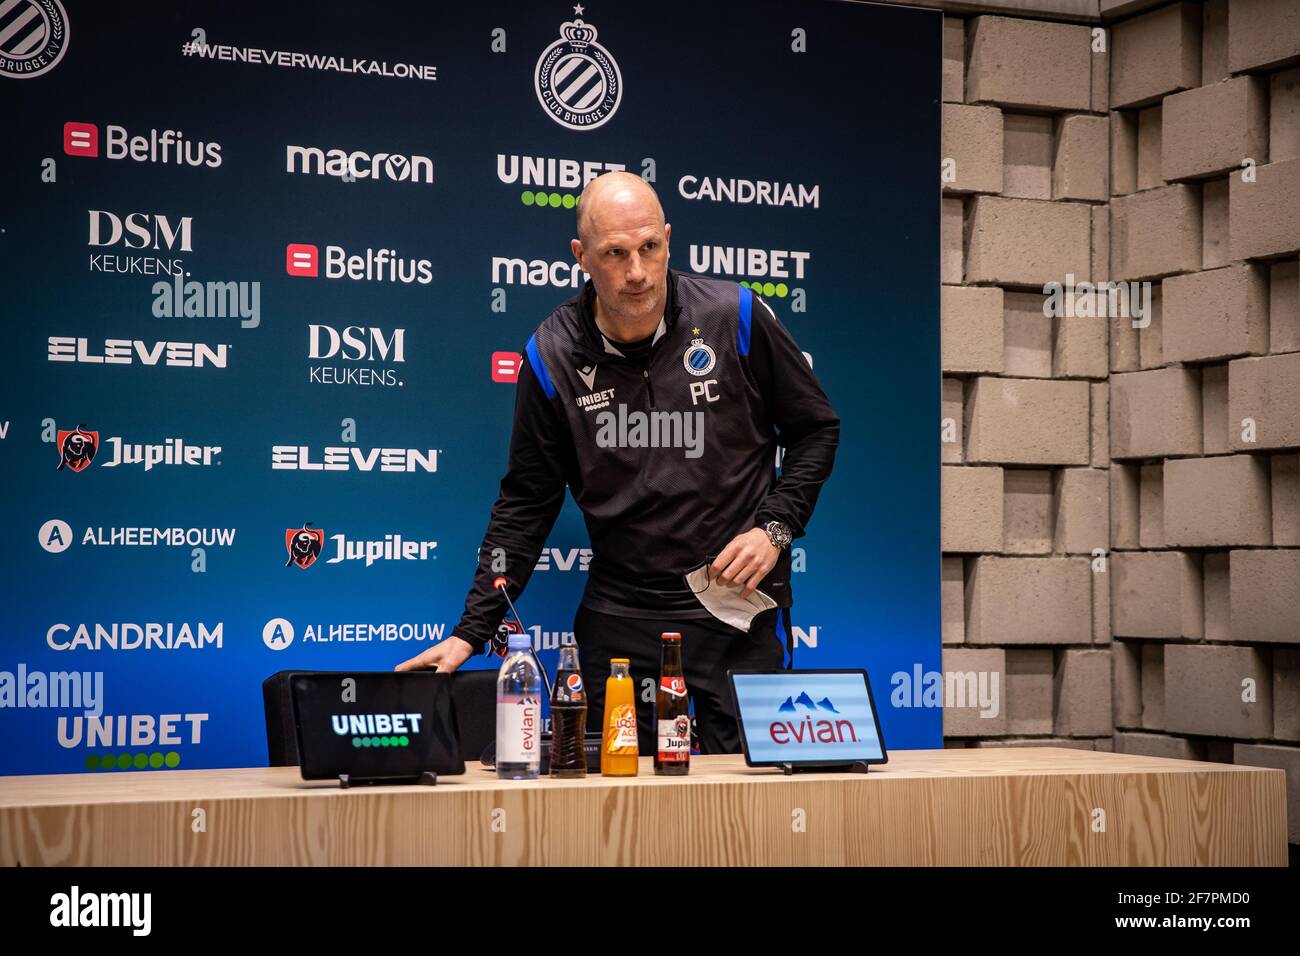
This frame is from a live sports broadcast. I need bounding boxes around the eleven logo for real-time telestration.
[286,522,324,568]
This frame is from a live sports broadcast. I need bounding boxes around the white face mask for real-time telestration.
[684,562,778,633]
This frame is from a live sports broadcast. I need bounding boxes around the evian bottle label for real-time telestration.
[497,694,540,763]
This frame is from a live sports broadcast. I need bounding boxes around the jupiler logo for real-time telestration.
[56,425,97,472]
[286,523,324,569]
[535,9,621,131]
[54,423,221,472]
[284,521,437,568]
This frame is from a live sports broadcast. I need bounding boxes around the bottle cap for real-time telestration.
[507,634,530,651]
[661,632,682,641]
[610,657,630,664]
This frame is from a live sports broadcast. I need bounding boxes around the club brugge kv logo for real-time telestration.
[286,522,324,569]
[534,8,621,131]
[682,336,716,376]
[0,0,69,79]
[56,425,97,472]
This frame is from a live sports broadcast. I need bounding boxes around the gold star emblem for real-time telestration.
[692,327,701,335]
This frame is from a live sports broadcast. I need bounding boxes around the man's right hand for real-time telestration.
[395,635,477,673]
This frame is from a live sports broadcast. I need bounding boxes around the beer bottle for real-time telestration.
[655,632,690,775]
[549,643,587,778]
[601,659,639,776]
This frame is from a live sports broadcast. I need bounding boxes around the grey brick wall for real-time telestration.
[933,0,1300,845]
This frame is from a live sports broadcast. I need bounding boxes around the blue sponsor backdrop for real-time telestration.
[0,0,940,774]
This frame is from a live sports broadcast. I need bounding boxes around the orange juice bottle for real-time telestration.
[601,659,639,776]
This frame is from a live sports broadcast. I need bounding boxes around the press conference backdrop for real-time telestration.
[0,0,941,774]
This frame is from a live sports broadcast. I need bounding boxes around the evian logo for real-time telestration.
[286,144,433,184]
[769,691,858,745]
[534,9,622,131]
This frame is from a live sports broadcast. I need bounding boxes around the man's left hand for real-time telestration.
[712,528,779,599]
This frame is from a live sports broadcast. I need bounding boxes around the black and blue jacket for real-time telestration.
[453,267,840,651]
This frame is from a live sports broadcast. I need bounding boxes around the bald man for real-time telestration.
[398,172,839,758]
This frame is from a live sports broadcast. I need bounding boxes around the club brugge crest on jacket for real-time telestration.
[683,336,716,376]
[56,425,98,472]
[285,522,324,569]
[534,11,621,131]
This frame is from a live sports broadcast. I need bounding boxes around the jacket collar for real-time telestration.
[572,268,683,363]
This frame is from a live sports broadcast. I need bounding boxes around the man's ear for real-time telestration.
[664,223,671,259]
[570,238,584,270]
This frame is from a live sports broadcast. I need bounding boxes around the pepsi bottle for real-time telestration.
[549,643,587,777]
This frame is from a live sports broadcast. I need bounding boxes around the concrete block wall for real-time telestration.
[938,0,1300,842]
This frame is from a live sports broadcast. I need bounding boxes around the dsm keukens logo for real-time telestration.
[535,8,621,131]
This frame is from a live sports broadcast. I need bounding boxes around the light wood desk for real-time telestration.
[0,748,1287,866]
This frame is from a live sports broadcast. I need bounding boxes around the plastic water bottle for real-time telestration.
[496,633,542,779]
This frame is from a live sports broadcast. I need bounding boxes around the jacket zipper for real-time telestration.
[642,364,656,409]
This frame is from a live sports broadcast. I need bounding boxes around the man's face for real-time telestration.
[572,202,671,328]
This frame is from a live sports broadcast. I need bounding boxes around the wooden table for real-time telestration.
[0,748,1287,866]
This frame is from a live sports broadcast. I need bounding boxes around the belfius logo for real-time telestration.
[63,121,222,167]
[285,242,432,284]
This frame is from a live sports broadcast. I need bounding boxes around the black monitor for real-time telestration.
[290,671,465,782]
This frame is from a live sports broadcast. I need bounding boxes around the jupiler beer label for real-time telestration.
[657,717,691,760]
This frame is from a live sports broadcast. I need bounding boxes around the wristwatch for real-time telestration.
[762,520,793,550]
